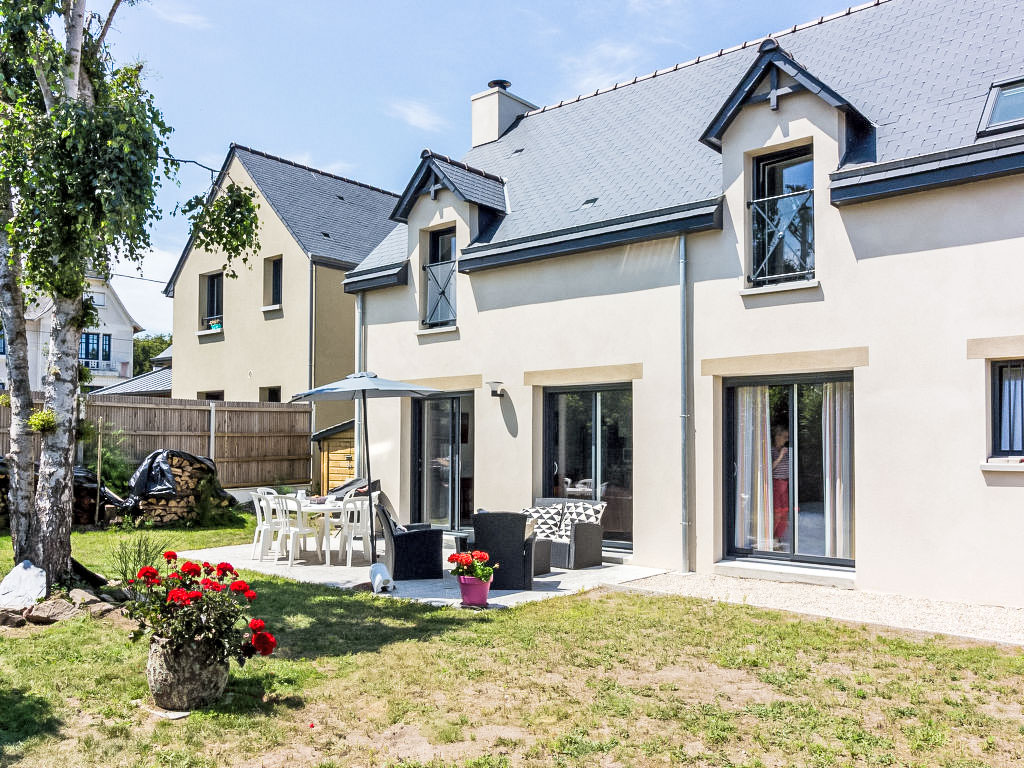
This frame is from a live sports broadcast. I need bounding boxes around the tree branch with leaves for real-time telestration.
[0,0,260,589]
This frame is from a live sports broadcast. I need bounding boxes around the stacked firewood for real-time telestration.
[135,454,229,525]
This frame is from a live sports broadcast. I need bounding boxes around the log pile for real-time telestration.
[134,454,230,526]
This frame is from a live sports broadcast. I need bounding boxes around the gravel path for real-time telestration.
[626,572,1024,647]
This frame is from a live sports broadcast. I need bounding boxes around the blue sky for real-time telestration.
[108,0,845,335]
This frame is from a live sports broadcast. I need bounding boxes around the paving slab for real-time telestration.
[180,541,663,609]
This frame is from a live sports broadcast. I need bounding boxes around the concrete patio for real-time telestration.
[181,538,663,608]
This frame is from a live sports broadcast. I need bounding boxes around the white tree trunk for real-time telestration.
[31,293,83,587]
[0,184,36,564]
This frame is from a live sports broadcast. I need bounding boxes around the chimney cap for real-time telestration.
[488,79,512,91]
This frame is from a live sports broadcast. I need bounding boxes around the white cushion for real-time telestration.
[560,501,607,537]
[523,505,563,539]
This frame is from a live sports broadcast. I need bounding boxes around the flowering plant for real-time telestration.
[125,552,276,665]
[447,550,495,582]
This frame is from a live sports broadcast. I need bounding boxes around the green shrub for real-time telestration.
[0,392,10,408]
[108,531,169,587]
[27,409,57,433]
[191,474,243,527]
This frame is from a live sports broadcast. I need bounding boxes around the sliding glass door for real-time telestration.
[726,375,853,564]
[414,394,474,530]
[544,386,633,545]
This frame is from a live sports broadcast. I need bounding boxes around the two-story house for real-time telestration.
[0,276,141,393]
[163,145,400,443]
[343,0,1024,608]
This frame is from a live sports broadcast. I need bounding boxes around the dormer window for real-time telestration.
[979,78,1024,136]
[423,227,457,328]
[749,147,814,286]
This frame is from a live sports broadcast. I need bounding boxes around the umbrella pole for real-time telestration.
[362,389,377,564]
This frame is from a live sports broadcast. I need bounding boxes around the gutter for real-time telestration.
[679,236,691,573]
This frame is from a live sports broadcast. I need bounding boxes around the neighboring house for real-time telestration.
[344,0,1024,607]
[91,344,172,397]
[163,145,399,439]
[0,276,141,392]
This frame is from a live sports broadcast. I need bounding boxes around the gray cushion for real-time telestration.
[523,505,563,539]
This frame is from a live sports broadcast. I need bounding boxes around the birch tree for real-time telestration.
[0,1,258,588]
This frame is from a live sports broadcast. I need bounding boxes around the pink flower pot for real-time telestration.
[457,575,492,607]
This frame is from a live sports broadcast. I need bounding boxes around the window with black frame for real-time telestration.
[0,328,5,355]
[725,374,853,565]
[543,386,633,545]
[201,272,223,330]
[79,332,101,361]
[992,360,1024,456]
[423,227,456,327]
[749,147,814,286]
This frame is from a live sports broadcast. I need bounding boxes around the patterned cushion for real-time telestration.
[523,505,564,539]
[560,502,607,537]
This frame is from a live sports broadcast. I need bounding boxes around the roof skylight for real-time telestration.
[979,78,1024,136]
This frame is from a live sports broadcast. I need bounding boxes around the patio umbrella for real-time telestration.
[291,371,440,562]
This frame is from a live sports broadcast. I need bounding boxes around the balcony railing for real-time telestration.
[79,359,118,372]
[423,261,456,327]
[749,189,814,286]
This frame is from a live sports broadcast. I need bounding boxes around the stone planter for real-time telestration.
[147,636,229,711]
[457,575,492,607]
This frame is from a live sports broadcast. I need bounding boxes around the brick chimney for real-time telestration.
[471,79,537,148]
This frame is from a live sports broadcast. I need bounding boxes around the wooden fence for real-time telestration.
[0,395,312,488]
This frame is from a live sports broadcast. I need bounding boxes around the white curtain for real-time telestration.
[735,386,772,550]
[1001,365,1024,453]
[822,381,854,560]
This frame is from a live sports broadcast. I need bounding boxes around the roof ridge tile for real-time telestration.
[421,149,505,183]
[230,143,400,197]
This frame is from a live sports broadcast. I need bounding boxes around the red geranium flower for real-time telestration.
[167,572,181,580]
[251,631,277,656]
[180,561,202,577]
[136,566,158,581]
[447,553,459,564]
[162,551,177,561]
[244,590,257,601]
[202,562,214,575]
[229,579,250,593]
[216,562,236,578]
[471,550,488,563]
[249,618,265,631]
[167,587,190,605]
[186,590,203,601]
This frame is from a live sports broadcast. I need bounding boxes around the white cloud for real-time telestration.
[387,100,447,132]
[562,41,645,95]
[109,248,180,336]
[151,2,211,30]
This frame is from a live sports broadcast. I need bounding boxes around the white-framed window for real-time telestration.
[978,78,1024,137]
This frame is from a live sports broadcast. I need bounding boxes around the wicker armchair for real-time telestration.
[374,502,443,581]
[471,511,538,590]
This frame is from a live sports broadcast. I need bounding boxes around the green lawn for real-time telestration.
[2,523,1024,767]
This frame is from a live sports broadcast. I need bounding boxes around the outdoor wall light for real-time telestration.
[486,381,505,398]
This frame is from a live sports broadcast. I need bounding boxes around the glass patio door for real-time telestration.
[544,386,633,545]
[417,394,474,530]
[727,376,853,564]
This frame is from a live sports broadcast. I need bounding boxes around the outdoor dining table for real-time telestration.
[287,495,373,567]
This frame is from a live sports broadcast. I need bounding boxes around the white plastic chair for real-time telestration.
[276,495,321,566]
[250,490,288,561]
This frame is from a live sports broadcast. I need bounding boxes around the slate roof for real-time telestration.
[90,367,172,396]
[391,150,506,223]
[165,145,400,295]
[350,0,1024,281]
[150,344,172,365]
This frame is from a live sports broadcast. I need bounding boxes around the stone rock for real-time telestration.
[24,598,81,625]
[69,588,101,607]
[86,602,119,618]
[0,560,47,610]
[99,593,119,604]
[0,609,27,627]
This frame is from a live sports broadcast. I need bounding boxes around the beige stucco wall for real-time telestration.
[171,157,313,405]
[689,89,1024,607]
[311,263,356,435]
[363,189,685,569]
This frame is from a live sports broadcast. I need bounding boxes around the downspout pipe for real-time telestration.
[355,291,365,479]
[679,235,692,573]
[308,260,316,487]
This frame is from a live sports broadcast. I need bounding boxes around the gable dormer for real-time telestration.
[700,38,875,165]
[390,150,507,228]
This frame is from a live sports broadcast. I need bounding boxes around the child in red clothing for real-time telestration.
[771,426,790,544]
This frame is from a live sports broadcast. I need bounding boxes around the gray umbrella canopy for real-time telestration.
[291,372,440,564]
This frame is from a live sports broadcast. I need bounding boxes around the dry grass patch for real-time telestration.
[2,530,1024,767]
